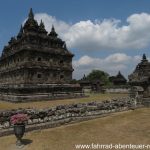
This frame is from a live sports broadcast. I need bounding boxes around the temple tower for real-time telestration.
[0,9,82,102]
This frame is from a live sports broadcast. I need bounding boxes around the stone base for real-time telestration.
[0,84,84,102]
[142,98,150,107]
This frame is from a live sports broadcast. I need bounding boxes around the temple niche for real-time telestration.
[0,8,82,102]
[128,54,150,106]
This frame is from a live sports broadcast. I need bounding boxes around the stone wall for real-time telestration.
[0,97,137,136]
[104,87,129,93]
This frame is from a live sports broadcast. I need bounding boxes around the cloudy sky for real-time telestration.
[0,0,150,79]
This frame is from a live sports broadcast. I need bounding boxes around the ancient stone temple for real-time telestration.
[128,54,150,106]
[109,71,127,86]
[79,75,104,92]
[0,8,82,102]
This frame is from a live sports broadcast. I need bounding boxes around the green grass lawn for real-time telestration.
[0,93,128,110]
[0,108,149,150]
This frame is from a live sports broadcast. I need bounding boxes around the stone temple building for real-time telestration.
[109,71,127,86]
[0,8,82,102]
[128,54,150,106]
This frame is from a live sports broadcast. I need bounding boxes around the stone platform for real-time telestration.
[0,84,84,102]
[142,98,150,107]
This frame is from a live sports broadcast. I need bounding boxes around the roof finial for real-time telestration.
[39,20,47,34]
[49,25,58,37]
[40,20,45,28]
[17,25,23,39]
[51,25,56,32]
[63,42,67,50]
[29,8,34,19]
[83,74,86,79]
[142,53,147,60]
[52,24,54,29]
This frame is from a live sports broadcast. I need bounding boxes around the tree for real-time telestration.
[86,70,110,85]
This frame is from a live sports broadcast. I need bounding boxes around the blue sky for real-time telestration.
[0,0,150,79]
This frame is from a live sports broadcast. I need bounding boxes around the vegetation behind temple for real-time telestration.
[72,69,127,86]
[85,70,111,86]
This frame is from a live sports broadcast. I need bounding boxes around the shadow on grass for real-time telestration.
[22,139,33,145]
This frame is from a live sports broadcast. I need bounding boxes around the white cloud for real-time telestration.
[73,53,142,79]
[34,12,150,51]
[104,53,131,63]
[25,13,150,79]
[34,13,70,36]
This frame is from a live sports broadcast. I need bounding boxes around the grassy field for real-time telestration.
[0,93,128,110]
[0,108,149,150]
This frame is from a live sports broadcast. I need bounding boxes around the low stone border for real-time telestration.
[0,97,138,137]
[0,108,134,137]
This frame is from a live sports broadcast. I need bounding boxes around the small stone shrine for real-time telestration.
[128,54,150,106]
[0,8,82,102]
[79,74,104,92]
[109,71,127,86]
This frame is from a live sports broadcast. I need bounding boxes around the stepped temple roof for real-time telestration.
[109,71,127,86]
[1,8,73,60]
[129,54,150,85]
